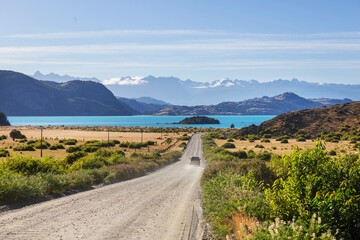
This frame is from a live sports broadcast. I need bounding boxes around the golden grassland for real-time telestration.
[214,138,354,155]
[0,126,188,159]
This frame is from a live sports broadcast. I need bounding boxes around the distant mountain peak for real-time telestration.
[32,71,100,83]
[274,92,301,100]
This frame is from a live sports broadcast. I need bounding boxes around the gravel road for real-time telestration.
[0,133,205,240]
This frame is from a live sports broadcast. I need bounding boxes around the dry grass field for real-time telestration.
[214,138,354,155]
[0,126,189,159]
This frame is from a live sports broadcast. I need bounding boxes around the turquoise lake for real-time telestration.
[7,115,276,128]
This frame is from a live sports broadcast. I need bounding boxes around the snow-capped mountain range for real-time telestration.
[32,71,360,105]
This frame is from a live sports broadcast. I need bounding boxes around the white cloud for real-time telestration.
[5,29,360,39]
[1,39,360,57]
[5,30,222,39]
[102,76,147,86]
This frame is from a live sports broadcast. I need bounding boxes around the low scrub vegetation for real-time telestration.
[0,146,181,205]
[201,134,359,239]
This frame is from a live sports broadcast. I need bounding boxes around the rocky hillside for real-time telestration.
[236,101,360,137]
[154,92,352,115]
[118,97,170,114]
[0,70,137,116]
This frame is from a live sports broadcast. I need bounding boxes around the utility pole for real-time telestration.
[40,127,43,157]
[107,127,110,147]
[141,129,143,143]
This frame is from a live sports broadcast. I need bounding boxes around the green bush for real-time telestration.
[221,142,236,148]
[13,145,35,151]
[49,143,65,150]
[296,137,306,142]
[257,151,272,161]
[66,146,82,153]
[265,142,360,239]
[60,139,77,145]
[327,150,337,156]
[262,134,272,139]
[0,149,10,157]
[0,156,66,175]
[252,215,336,240]
[0,173,48,204]
[42,171,94,194]
[232,150,247,159]
[179,142,187,148]
[0,135,7,140]
[247,149,256,158]
[65,151,87,164]
[280,139,289,143]
[177,136,191,141]
[33,140,51,149]
[261,139,270,143]
[255,144,265,148]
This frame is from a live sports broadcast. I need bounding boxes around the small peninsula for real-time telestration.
[177,116,220,124]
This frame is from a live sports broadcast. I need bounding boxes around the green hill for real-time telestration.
[0,70,138,116]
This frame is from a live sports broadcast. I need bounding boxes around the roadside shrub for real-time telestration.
[177,136,191,141]
[179,142,187,148]
[252,215,336,240]
[0,173,48,204]
[0,156,66,175]
[42,171,94,194]
[13,145,35,151]
[222,142,236,148]
[265,142,360,239]
[65,151,87,164]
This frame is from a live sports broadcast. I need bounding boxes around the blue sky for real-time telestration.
[0,0,360,83]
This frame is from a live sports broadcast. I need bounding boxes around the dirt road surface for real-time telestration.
[0,134,205,240]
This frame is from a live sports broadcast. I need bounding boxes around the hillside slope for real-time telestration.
[0,111,10,126]
[118,97,169,114]
[0,70,137,116]
[236,101,360,137]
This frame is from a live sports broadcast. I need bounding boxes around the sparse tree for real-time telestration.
[9,129,24,141]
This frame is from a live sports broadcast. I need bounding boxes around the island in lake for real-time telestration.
[177,116,220,124]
